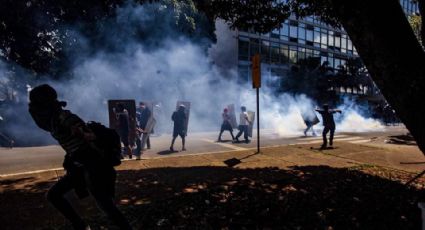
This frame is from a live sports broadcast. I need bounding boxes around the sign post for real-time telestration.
[252,54,261,153]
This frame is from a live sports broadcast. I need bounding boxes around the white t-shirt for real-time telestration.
[239,112,249,126]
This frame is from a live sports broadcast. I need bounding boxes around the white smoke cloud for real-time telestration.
[0,2,386,146]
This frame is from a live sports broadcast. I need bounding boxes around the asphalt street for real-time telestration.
[0,127,408,176]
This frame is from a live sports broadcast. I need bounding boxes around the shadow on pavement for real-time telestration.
[1,165,424,229]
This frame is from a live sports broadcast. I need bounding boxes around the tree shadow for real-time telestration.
[387,134,417,146]
[1,166,424,229]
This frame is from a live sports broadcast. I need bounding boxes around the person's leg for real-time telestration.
[235,126,243,141]
[87,172,132,230]
[218,129,224,141]
[47,175,87,230]
[170,135,177,151]
[322,127,330,148]
[146,136,151,149]
[229,129,235,140]
[135,135,141,157]
[181,133,186,151]
[329,127,335,146]
[311,125,317,136]
[243,125,249,142]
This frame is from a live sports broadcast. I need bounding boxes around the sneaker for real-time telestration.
[136,156,141,160]
[170,147,174,152]
[182,147,187,151]
[128,154,132,159]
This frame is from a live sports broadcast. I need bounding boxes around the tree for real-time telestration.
[0,0,215,76]
[198,0,425,155]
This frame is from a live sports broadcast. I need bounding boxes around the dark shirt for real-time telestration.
[117,112,129,133]
[316,110,338,127]
[172,110,186,131]
[136,107,151,129]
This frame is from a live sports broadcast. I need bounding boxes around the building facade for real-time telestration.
[233,0,419,96]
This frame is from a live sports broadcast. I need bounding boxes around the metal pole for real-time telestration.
[256,87,260,153]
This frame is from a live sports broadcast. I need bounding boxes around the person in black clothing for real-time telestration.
[170,105,187,152]
[28,84,131,230]
[114,103,132,159]
[218,108,235,142]
[315,104,342,149]
[135,102,152,157]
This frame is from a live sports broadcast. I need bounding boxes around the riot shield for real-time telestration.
[301,110,320,126]
[227,104,238,129]
[108,100,137,146]
[247,111,256,137]
[176,101,191,136]
[138,101,156,149]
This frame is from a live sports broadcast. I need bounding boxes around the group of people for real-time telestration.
[218,106,252,143]
[114,101,188,159]
[27,84,343,229]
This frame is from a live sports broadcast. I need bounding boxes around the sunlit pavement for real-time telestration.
[0,125,420,176]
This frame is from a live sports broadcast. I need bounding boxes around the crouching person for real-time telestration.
[28,84,131,230]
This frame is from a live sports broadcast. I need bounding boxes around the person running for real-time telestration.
[301,110,319,136]
[315,104,342,149]
[234,106,250,143]
[28,84,131,230]
[217,108,235,142]
[170,104,187,152]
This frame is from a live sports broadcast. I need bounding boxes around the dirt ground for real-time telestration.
[1,141,425,230]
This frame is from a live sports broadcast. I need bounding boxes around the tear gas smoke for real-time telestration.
[0,2,385,146]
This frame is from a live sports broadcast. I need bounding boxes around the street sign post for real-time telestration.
[252,54,261,153]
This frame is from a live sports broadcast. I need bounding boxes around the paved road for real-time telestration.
[0,126,408,176]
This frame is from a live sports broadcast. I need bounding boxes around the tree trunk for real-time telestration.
[329,0,425,154]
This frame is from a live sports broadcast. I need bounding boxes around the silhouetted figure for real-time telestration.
[170,105,187,152]
[114,103,132,159]
[235,106,250,143]
[28,84,131,230]
[316,104,342,149]
[135,102,151,159]
[218,108,235,142]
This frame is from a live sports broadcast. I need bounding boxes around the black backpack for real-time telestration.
[87,121,122,167]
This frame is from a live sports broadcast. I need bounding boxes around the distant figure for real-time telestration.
[235,106,250,143]
[170,105,187,152]
[114,103,132,159]
[28,84,131,230]
[218,108,235,142]
[135,102,151,159]
[301,110,319,136]
[316,104,342,149]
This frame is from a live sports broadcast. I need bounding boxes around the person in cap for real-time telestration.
[217,107,235,142]
[315,104,342,149]
[170,104,187,151]
[28,84,131,230]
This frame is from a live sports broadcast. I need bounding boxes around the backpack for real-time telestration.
[87,121,122,167]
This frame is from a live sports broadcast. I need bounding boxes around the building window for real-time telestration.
[271,28,280,39]
[280,44,289,63]
[270,42,280,64]
[261,40,270,63]
[250,38,260,56]
[238,39,250,61]
[289,46,297,64]
[306,29,313,42]
[290,25,298,38]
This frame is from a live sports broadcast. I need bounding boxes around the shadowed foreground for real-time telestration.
[1,165,424,229]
